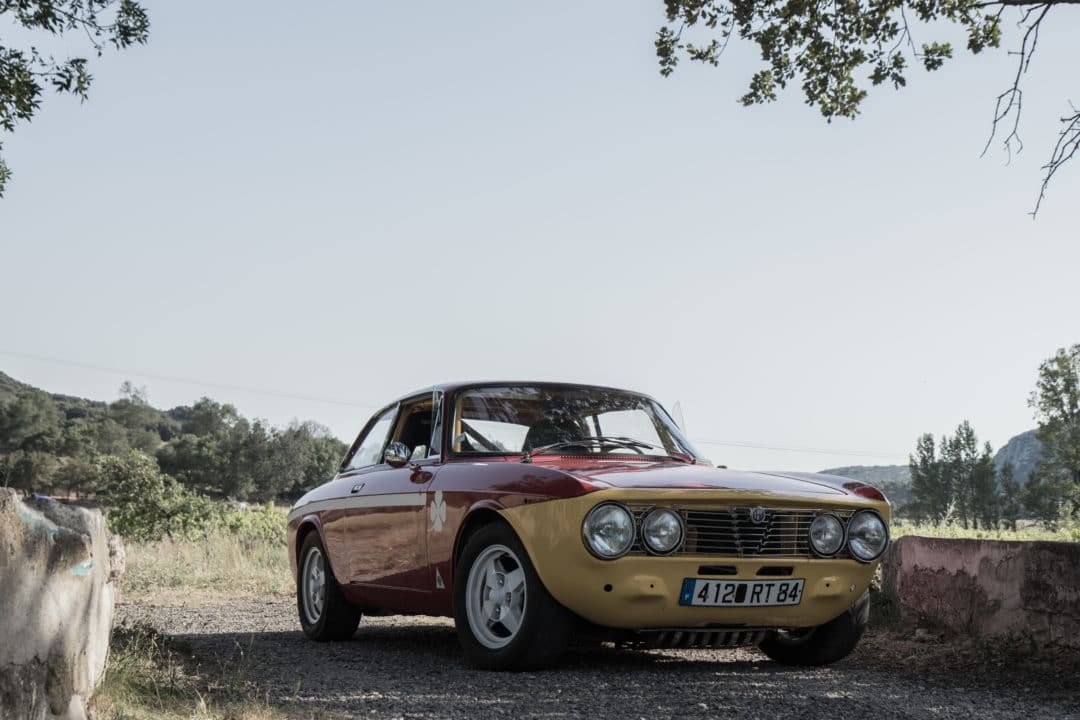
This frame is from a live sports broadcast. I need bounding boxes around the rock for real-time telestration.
[0,489,125,720]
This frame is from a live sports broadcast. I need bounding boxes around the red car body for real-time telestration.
[287,382,889,637]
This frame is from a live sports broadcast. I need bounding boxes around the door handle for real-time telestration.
[350,483,365,494]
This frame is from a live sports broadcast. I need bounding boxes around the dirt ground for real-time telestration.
[115,598,1080,720]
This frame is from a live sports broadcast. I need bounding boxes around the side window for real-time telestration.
[344,408,396,471]
[389,395,438,459]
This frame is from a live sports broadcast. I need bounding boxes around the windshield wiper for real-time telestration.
[521,436,690,463]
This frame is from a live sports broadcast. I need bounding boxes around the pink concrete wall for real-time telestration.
[880,536,1080,648]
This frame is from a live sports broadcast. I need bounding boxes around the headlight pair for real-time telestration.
[808,509,888,562]
[582,503,683,559]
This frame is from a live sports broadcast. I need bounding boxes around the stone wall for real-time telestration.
[0,489,125,720]
[880,535,1080,649]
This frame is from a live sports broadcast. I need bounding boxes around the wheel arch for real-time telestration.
[293,516,347,585]
[452,503,515,582]
[295,519,321,565]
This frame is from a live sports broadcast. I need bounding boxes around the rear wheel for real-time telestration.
[758,591,870,666]
[453,521,571,670]
[297,532,362,641]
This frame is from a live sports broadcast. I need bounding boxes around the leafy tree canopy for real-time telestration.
[0,0,149,196]
[656,0,1078,214]
[1030,344,1080,515]
[0,388,62,453]
[907,421,1001,528]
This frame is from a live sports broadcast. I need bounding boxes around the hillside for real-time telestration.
[0,371,26,403]
[0,370,180,434]
[0,370,346,502]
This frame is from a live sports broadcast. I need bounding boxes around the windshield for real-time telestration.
[449,385,701,460]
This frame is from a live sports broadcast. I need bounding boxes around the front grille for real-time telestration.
[629,506,853,558]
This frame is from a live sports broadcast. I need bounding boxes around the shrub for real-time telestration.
[212,502,286,545]
[94,451,219,542]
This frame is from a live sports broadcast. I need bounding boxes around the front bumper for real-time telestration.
[499,489,887,630]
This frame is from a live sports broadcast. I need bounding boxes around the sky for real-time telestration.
[1,2,1078,472]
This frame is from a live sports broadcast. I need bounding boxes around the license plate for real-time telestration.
[679,578,804,607]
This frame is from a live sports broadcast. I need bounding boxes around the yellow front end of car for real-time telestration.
[499,490,889,630]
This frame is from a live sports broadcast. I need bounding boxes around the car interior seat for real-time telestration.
[523,415,585,451]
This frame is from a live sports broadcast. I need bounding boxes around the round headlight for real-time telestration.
[641,508,684,555]
[582,503,635,559]
[809,513,845,556]
[846,510,889,562]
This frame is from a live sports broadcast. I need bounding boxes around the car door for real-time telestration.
[322,405,397,584]
[341,392,442,607]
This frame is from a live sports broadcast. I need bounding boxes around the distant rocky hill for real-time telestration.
[821,429,1045,508]
[991,429,1042,484]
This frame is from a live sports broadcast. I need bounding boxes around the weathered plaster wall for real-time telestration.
[0,489,125,720]
[880,535,1080,648]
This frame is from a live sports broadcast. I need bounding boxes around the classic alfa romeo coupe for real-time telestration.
[287,382,890,670]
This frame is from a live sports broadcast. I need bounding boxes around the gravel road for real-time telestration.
[117,600,1079,720]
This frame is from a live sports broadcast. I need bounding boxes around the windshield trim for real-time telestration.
[444,382,701,461]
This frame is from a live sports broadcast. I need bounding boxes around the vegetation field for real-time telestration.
[122,532,291,605]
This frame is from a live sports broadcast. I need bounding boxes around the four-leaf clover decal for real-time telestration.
[429,489,447,532]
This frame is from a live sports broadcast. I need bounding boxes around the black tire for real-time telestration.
[297,532,362,641]
[453,521,571,670]
[757,591,870,666]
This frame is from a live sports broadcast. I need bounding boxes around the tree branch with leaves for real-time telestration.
[0,0,149,196]
[656,0,1077,215]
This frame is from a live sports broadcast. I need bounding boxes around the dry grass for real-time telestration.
[891,519,1080,543]
[121,533,292,605]
[93,624,343,720]
[98,532,321,719]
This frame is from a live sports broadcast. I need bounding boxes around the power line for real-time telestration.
[1,349,908,461]
[0,349,375,410]
[693,438,907,461]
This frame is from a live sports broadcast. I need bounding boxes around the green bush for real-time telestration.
[93,450,288,545]
[211,502,286,545]
[94,451,219,542]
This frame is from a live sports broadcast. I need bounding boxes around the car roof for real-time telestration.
[394,380,652,404]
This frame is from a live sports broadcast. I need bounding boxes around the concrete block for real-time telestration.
[880,535,1080,648]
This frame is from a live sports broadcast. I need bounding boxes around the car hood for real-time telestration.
[529,457,877,500]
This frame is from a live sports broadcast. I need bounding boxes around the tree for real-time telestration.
[182,397,241,438]
[155,433,220,496]
[0,0,149,196]
[999,462,1021,530]
[908,433,944,523]
[0,450,60,492]
[1030,344,1080,516]
[656,0,1078,214]
[1021,465,1071,524]
[109,381,163,452]
[908,421,999,526]
[971,441,1000,529]
[0,389,63,453]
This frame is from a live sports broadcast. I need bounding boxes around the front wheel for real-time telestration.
[297,532,362,641]
[758,591,870,666]
[453,521,571,670]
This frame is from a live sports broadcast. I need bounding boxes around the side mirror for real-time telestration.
[384,441,410,468]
